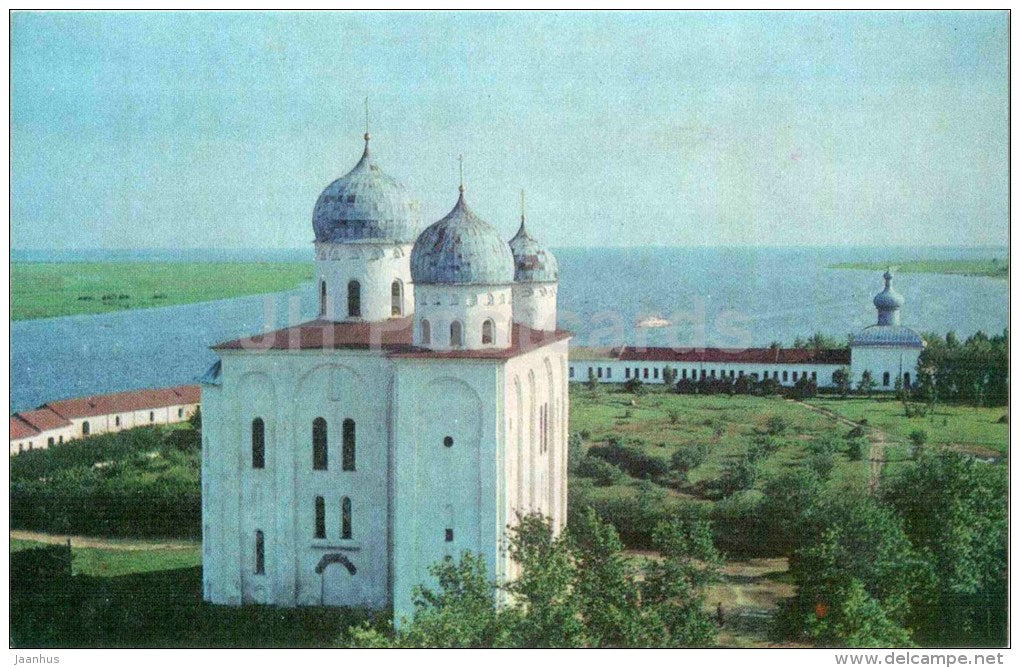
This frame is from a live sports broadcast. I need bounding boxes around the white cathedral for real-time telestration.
[199,131,569,622]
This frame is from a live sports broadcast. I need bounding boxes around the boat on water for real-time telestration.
[636,315,671,328]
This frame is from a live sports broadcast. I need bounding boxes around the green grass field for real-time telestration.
[11,261,315,320]
[829,258,1008,279]
[10,539,378,648]
[570,388,868,501]
[806,397,1008,457]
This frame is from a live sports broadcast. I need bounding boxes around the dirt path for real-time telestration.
[11,530,199,551]
[788,399,894,492]
[705,557,803,648]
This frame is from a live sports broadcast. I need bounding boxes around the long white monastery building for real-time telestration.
[201,133,569,621]
[569,270,923,391]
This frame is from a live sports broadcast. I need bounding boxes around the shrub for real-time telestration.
[847,437,867,462]
[674,378,698,394]
[765,415,788,435]
[576,456,625,486]
[847,425,865,439]
[807,451,836,481]
[622,377,645,395]
[589,440,670,480]
[719,454,759,496]
[666,409,680,425]
[670,444,708,476]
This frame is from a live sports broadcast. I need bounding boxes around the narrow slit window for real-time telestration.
[314,497,326,539]
[421,319,431,345]
[391,280,403,316]
[342,419,356,471]
[312,417,328,470]
[255,530,265,574]
[252,417,265,469]
[348,280,361,318]
[450,321,463,347]
[341,497,352,539]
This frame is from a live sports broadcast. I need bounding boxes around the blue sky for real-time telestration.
[11,10,1008,249]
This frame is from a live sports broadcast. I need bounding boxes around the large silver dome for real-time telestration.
[411,190,515,286]
[312,136,421,244]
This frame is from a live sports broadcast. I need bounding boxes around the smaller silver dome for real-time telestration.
[852,325,924,348]
[509,217,558,283]
[411,190,515,286]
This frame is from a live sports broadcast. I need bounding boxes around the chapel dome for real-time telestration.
[508,217,558,283]
[873,270,905,310]
[312,135,421,244]
[410,189,515,285]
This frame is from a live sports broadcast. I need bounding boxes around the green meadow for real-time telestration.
[11,261,315,320]
[829,258,1007,279]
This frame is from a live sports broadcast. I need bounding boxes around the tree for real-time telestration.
[777,491,933,646]
[640,518,722,647]
[719,452,758,496]
[907,430,926,459]
[501,514,587,647]
[832,367,853,398]
[395,551,501,648]
[857,370,875,398]
[662,366,678,386]
[885,450,1007,646]
[567,508,646,646]
[585,368,599,393]
[188,406,202,431]
[758,467,822,555]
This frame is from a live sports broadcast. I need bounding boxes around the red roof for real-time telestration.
[609,346,850,365]
[214,318,571,359]
[16,407,71,433]
[44,385,202,420]
[10,415,40,440]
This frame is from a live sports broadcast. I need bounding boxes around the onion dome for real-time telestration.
[312,134,421,243]
[411,187,515,285]
[873,270,905,310]
[852,326,924,348]
[508,214,558,283]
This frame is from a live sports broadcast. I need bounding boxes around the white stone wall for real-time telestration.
[315,242,414,322]
[203,351,393,610]
[568,359,845,388]
[511,282,558,331]
[390,358,502,623]
[850,346,922,389]
[413,284,513,350]
[203,340,569,625]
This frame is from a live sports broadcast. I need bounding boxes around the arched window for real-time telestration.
[450,321,463,347]
[320,280,327,316]
[421,319,431,345]
[341,497,352,539]
[882,371,890,386]
[252,418,265,469]
[255,530,265,574]
[482,319,494,345]
[312,417,328,470]
[347,280,361,318]
[314,496,326,538]
[342,419,356,471]
[903,372,911,388]
[82,421,90,436]
[391,280,403,316]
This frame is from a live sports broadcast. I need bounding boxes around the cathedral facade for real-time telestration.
[200,133,569,622]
